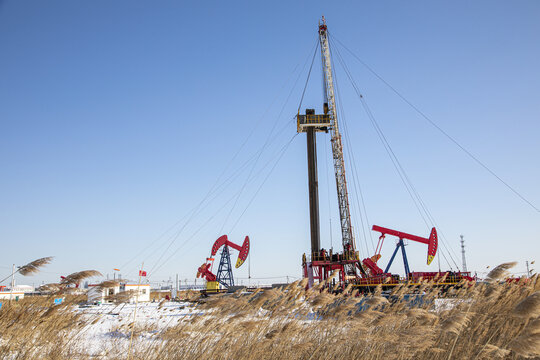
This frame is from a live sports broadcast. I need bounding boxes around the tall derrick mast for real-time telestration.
[298,17,362,287]
[318,18,356,260]
[298,18,469,291]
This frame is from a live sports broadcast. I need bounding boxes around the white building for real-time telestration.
[87,283,150,304]
[0,290,25,301]
[123,284,150,302]
[14,285,34,293]
[87,284,121,304]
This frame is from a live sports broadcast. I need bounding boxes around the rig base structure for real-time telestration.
[302,249,365,289]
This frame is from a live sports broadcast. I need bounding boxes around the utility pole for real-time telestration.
[460,235,468,272]
[526,261,530,278]
[10,264,15,301]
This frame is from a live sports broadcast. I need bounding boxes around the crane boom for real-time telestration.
[318,18,356,257]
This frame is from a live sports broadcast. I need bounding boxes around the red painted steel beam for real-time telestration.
[372,225,429,244]
[211,235,250,268]
[372,225,438,266]
[196,263,216,282]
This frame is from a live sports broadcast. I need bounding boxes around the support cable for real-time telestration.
[129,53,309,278]
[331,33,539,214]
[122,58,307,276]
[331,49,374,257]
[147,43,317,276]
[145,118,296,278]
[336,49,455,268]
[330,39,463,268]
[219,38,319,233]
[334,97,370,256]
[323,138,333,251]
[149,132,299,277]
[229,133,299,233]
[332,42,459,270]
[298,38,320,113]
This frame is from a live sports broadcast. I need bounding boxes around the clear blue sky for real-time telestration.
[1,1,539,287]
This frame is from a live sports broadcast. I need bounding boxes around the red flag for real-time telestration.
[139,270,147,277]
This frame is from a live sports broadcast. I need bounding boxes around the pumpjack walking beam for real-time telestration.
[372,225,438,277]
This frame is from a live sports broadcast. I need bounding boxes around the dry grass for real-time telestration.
[106,289,137,303]
[96,280,121,290]
[486,262,518,283]
[60,270,103,286]
[17,257,54,276]
[1,263,539,359]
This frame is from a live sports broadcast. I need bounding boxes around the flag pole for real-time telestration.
[127,262,143,360]
[9,264,15,302]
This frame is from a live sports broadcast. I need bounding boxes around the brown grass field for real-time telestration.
[0,263,539,359]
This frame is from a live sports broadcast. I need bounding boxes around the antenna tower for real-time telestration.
[460,235,468,272]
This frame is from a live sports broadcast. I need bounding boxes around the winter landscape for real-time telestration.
[1,1,539,359]
[1,264,540,359]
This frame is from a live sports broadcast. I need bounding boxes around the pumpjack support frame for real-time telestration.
[216,245,234,288]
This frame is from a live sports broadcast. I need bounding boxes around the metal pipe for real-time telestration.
[306,125,320,255]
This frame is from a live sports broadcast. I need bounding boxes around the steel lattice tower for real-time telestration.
[216,245,234,287]
[318,18,357,265]
[460,235,468,272]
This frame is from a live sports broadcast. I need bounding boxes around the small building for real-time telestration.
[87,284,121,304]
[123,284,150,302]
[14,285,34,293]
[0,290,25,301]
[87,283,150,304]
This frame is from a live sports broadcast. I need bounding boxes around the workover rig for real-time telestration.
[298,18,473,290]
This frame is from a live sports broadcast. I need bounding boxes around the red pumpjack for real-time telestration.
[197,235,250,286]
[359,225,473,286]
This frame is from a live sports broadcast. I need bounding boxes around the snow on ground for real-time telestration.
[63,296,460,356]
[433,298,466,312]
[71,301,200,356]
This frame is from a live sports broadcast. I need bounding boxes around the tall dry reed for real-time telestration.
[0,263,539,359]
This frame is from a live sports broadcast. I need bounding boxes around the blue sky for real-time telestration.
[1,1,539,287]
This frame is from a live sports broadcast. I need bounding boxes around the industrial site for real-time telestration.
[1,2,539,359]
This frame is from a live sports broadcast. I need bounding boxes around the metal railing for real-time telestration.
[297,114,331,132]
[308,250,358,263]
